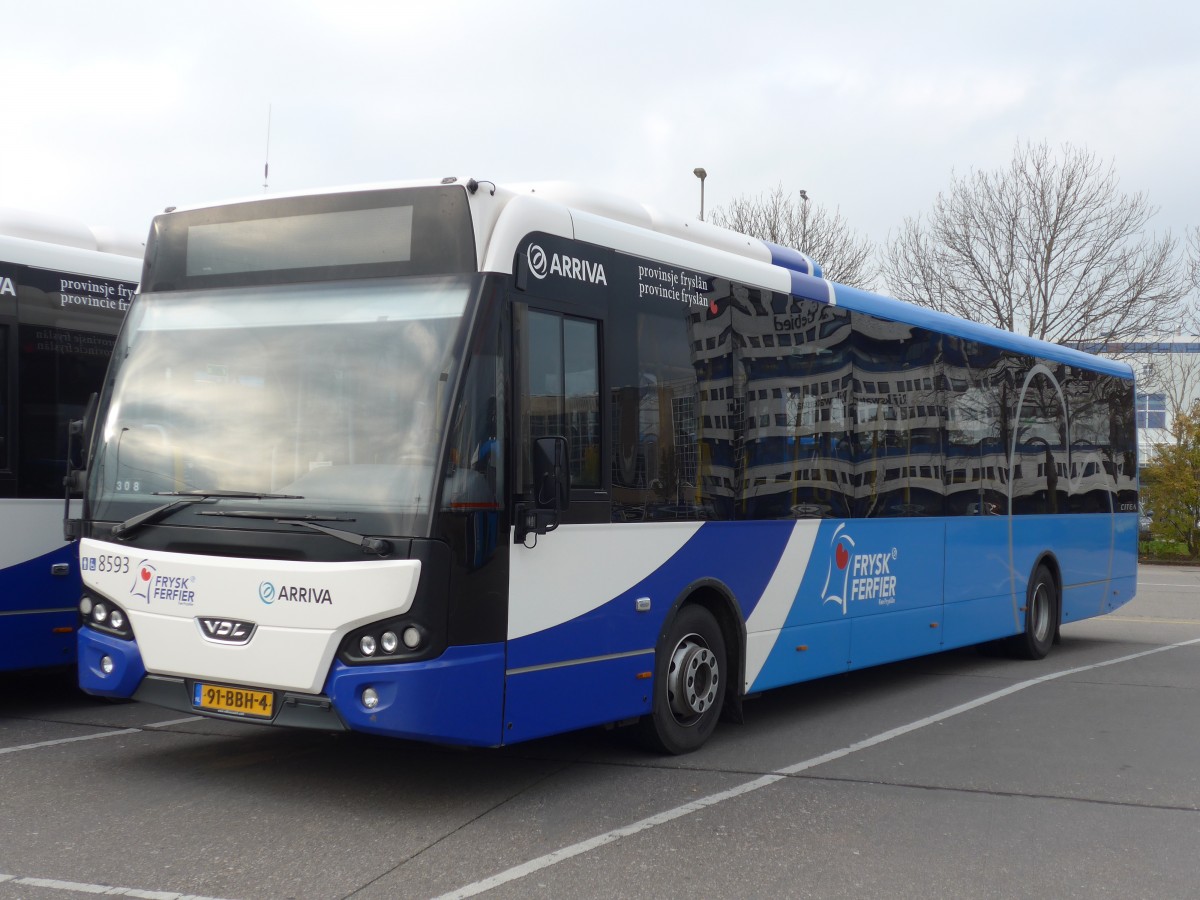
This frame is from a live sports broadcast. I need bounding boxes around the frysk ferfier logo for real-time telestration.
[820,523,899,614]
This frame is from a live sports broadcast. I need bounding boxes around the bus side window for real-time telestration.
[516,307,601,496]
[0,323,8,472]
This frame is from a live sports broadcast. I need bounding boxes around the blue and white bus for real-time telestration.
[1,209,140,671]
[72,179,1137,752]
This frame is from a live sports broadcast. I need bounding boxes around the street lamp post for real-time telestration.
[693,167,707,221]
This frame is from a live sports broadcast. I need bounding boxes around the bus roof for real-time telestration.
[158,177,1132,379]
[0,207,143,258]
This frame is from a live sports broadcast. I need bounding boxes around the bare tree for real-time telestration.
[880,141,1184,345]
[1140,348,1200,425]
[1184,226,1200,334]
[710,184,876,289]
[1144,227,1200,425]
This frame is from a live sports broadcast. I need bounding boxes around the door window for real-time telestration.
[517,308,601,492]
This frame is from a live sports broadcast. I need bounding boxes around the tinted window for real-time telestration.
[517,308,602,493]
[850,313,944,518]
[17,323,115,497]
[0,322,8,472]
[597,243,1136,522]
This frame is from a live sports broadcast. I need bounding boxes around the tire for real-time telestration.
[1007,564,1057,660]
[638,604,726,755]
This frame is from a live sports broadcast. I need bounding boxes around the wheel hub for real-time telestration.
[667,634,720,724]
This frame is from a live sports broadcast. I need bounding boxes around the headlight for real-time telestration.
[338,619,433,665]
[80,595,134,640]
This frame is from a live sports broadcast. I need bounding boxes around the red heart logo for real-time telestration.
[835,544,849,570]
[141,568,152,581]
[709,301,720,315]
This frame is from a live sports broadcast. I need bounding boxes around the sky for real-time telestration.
[3,0,1198,258]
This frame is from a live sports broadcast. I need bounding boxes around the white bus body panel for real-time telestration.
[79,538,420,694]
[508,522,702,641]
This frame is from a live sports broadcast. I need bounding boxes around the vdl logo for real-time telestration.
[526,243,608,285]
[258,581,276,604]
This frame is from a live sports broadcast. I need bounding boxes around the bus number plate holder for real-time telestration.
[193,682,274,718]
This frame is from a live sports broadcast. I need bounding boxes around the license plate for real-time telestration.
[193,682,274,719]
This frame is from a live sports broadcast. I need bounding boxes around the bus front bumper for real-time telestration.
[78,626,505,746]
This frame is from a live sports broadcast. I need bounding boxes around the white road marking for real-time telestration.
[0,874,236,900]
[0,716,202,756]
[437,636,1200,899]
[0,728,142,756]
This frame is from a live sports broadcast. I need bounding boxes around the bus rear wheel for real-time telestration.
[1008,564,1057,660]
[639,604,726,755]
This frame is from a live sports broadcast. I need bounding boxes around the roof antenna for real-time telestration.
[263,103,272,192]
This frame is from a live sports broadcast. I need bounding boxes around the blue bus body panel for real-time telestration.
[505,521,794,672]
[79,511,1137,746]
[78,625,505,746]
[1,545,79,672]
[752,518,946,688]
[753,620,852,690]
[78,626,147,697]
[327,647,505,746]
[504,652,653,744]
[502,513,1137,738]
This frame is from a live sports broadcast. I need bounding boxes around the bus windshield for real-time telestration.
[88,275,474,532]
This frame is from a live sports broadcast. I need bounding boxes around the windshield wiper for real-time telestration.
[197,510,392,556]
[110,491,304,540]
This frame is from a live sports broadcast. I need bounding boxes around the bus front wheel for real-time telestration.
[639,604,726,755]
[1008,564,1057,660]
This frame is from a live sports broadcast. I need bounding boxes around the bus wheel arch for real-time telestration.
[1008,555,1060,660]
[638,581,743,754]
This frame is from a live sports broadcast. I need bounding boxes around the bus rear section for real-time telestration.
[1,211,139,671]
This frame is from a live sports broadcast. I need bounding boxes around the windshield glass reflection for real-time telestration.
[90,276,472,530]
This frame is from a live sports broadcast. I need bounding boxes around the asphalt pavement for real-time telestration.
[2,566,1198,899]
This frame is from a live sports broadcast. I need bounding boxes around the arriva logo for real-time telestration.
[527,244,607,285]
[258,581,276,604]
[820,524,899,614]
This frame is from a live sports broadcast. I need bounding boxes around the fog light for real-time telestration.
[402,627,421,649]
[110,609,126,630]
[100,655,115,675]
[93,604,108,623]
[380,631,399,654]
[362,687,379,709]
[359,635,377,656]
[80,597,94,616]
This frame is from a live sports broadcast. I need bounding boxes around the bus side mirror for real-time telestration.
[63,392,98,540]
[514,436,570,544]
